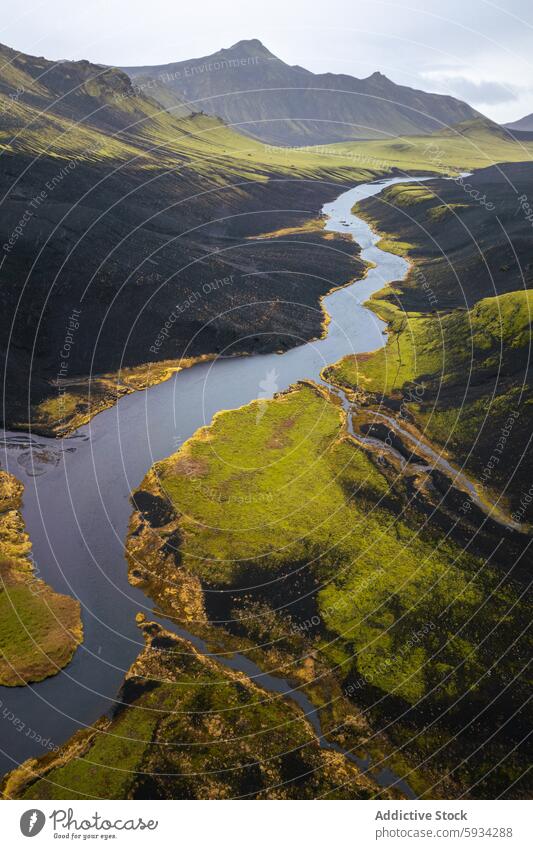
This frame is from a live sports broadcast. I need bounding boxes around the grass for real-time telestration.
[327,291,533,509]
[0,570,82,686]
[375,238,415,256]
[157,384,353,577]
[374,185,437,207]
[155,383,520,708]
[427,203,469,222]
[10,380,530,796]
[330,291,533,393]
[333,118,533,176]
[130,381,532,796]
[16,625,378,800]
[0,471,82,685]
[3,56,533,192]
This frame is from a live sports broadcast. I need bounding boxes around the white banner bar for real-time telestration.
[3,799,531,848]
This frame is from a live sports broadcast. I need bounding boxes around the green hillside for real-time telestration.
[121,383,531,797]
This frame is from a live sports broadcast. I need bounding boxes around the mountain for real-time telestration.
[0,42,373,434]
[0,41,530,438]
[0,40,193,146]
[505,112,533,132]
[122,38,483,145]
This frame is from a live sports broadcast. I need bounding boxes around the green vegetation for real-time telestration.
[154,384,510,702]
[374,185,437,207]
[2,42,532,800]
[330,291,533,397]
[3,45,533,442]
[330,162,533,513]
[2,42,532,194]
[335,119,533,176]
[0,472,82,685]
[427,203,469,222]
[126,383,531,796]
[7,622,382,800]
[376,238,415,256]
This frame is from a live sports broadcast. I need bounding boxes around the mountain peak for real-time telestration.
[366,70,391,83]
[225,38,276,58]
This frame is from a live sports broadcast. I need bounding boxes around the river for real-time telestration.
[0,175,429,790]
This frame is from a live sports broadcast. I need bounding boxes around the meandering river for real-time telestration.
[0,175,435,790]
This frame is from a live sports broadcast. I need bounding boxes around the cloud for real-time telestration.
[421,72,521,105]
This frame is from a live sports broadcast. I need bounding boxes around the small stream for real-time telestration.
[0,175,431,792]
[330,387,517,529]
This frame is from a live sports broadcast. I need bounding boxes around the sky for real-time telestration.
[2,0,533,123]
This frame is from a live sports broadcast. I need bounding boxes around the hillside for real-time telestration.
[505,112,533,132]
[4,620,387,800]
[122,38,483,146]
[1,42,532,438]
[120,384,530,797]
[0,42,377,434]
[327,162,533,513]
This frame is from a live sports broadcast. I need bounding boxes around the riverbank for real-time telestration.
[3,618,392,800]
[328,164,533,519]
[0,472,82,686]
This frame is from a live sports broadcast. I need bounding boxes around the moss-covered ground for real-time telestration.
[0,472,83,686]
[7,622,384,800]
[123,383,532,797]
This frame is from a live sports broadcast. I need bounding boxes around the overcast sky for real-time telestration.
[3,0,533,123]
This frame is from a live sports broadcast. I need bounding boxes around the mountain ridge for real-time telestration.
[121,38,483,145]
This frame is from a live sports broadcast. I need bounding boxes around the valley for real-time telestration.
[0,36,531,803]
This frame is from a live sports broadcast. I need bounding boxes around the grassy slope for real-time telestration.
[134,384,530,797]
[330,291,532,396]
[2,50,531,203]
[6,621,383,800]
[333,119,533,176]
[0,472,82,685]
[328,165,533,512]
